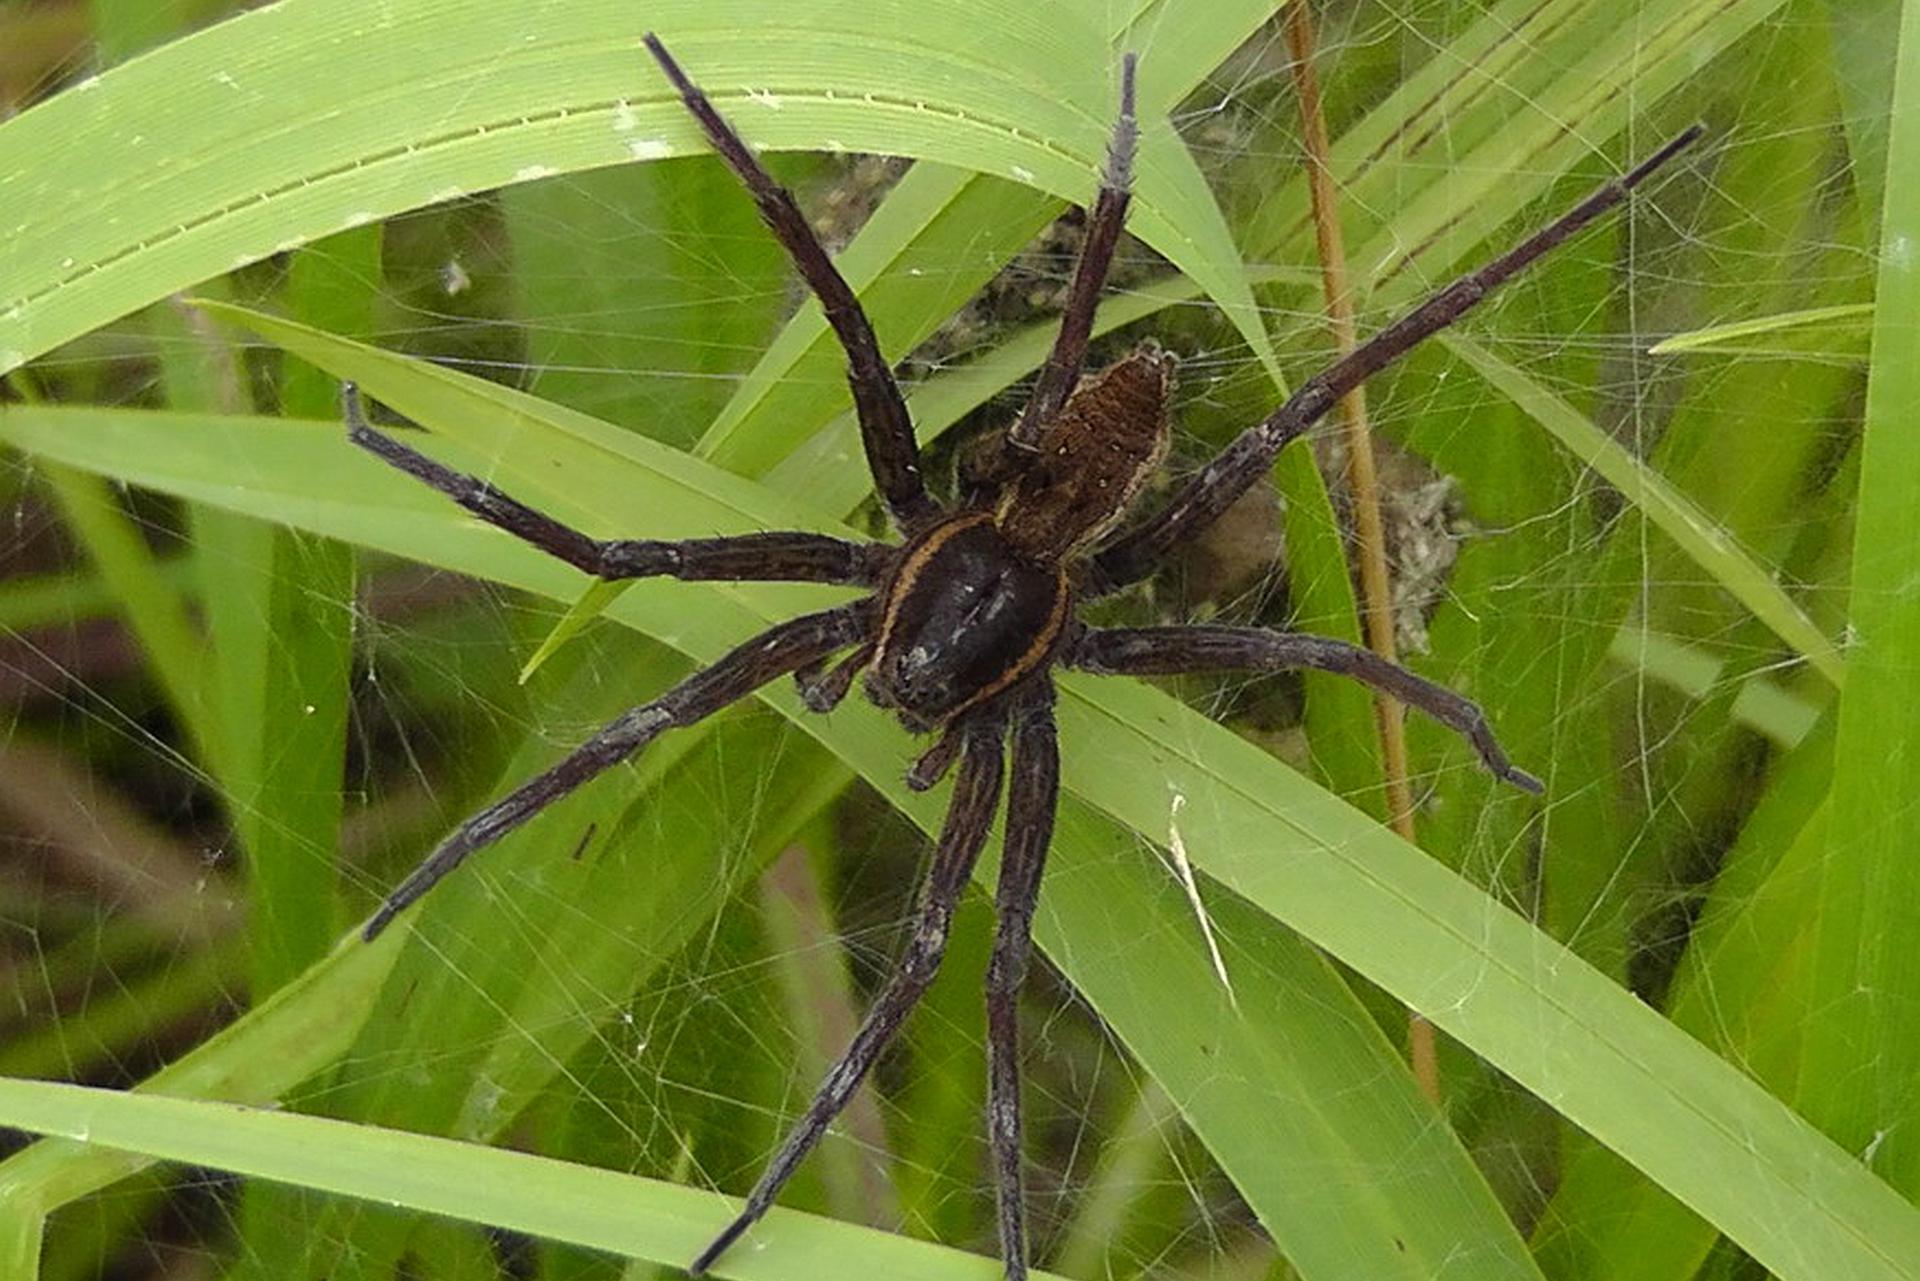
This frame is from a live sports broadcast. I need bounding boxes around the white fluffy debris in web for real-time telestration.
[1167,792,1235,1006]
[441,257,471,297]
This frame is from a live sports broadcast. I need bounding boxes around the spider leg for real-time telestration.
[346,385,884,585]
[906,723,964,792]
[642,34,940,535]
[1087,124,1705,594]
[793,642,875,713]
[690,712,1008,1276]
[1068,625,1544,793]
[361,600,872,941]
[986,683,1060,1281]
[1007,53,1139,451]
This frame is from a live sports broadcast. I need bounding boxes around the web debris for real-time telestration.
[1166,792,1235,1008]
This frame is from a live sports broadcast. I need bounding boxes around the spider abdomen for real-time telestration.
[867,514,1070,730]
[995,342,1174,561]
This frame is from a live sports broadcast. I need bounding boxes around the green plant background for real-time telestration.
[0,1,1915,1279]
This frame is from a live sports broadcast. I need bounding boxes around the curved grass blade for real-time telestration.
[523,266,1304,668]
[1440,332,1844,687]
[101,313,1920,1275]
[300,665,858,1279]
[0,368,1544,1275]
[1648,303,1875,355]
[0,1078,1074,1281]
[29,462,223,772]
[1607,629,1824,749]
[771,266,1310,515]
[204,304,1539,1273]
[0,927,405,1269]
[0,403,1545,1280]
[1248,0,1786,299]
[693,0,1291,477]
[1534,717,1836,1278]
[0,0,1268,398]
[0,559,194,631]
[1796,0,1920,1197]
[4,373,1917,1279]
[517,578,633,684]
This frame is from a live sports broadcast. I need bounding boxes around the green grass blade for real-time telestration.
[0,559,196,631]
[758,843,898,1227]
[295,643,780,1276]
[1831,2,1903,223]
[204,229,371,999]
[0,930,402,1232]
[693,0,1291,478]
[1215,0,1801,856]
[1795,0,1920,1197]
[503,146,799,676]
[504,154,799,447]
[33,463,223,773]
[450,732,854,1147]
[0,0,1270,393]
[518,580,635,684]
[51,307,1906,1273]
[0,934,248,1080]
[694,165,1041,475]
[1606,628,1824,749]
[5,371,1919,1277]
[1243,0,1786,293]
[1440,333,1844,686]
[891,889,991,1247]
[1648,303,1875,355]
[216,225,371,1274]
[2,365,1544,1274]
[1534,716,1836,1278]
[521,264,1269,678]
[772,266,1308,518]
[0,1077,1073,1280]
[0,10,1873,1276]
[228,282,1537,1271]
[1050,1082,1181,1279]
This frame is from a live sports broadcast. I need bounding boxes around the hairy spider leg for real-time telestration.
[985,684,1061,1280]
[1068,626,1544,792]
[1008,51,1139,450]
[339,34,1622,1281]
[344,386,884,586]
[643,33,940,534]
[360,601,871,940]
[906,722,965,792]
[690,714,1009,1275]
[794,642,877,713]
[1090,122,1707,592]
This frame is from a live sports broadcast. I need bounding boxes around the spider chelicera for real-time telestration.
[348,33,1701,1281]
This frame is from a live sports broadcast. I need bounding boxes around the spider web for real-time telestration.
[0,1,1891,1278]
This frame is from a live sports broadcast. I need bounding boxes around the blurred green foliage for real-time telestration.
[0,2,1914,1280]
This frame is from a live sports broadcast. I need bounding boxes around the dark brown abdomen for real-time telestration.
[995,343,1174,561]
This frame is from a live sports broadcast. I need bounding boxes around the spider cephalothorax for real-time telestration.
[866,512,1069,729]
[866,342,1173,731]
[349,33,1700,1281]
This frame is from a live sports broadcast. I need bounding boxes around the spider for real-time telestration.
[347,33,1701,1281]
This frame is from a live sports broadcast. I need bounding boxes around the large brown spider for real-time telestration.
[349,34,1700,1281]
